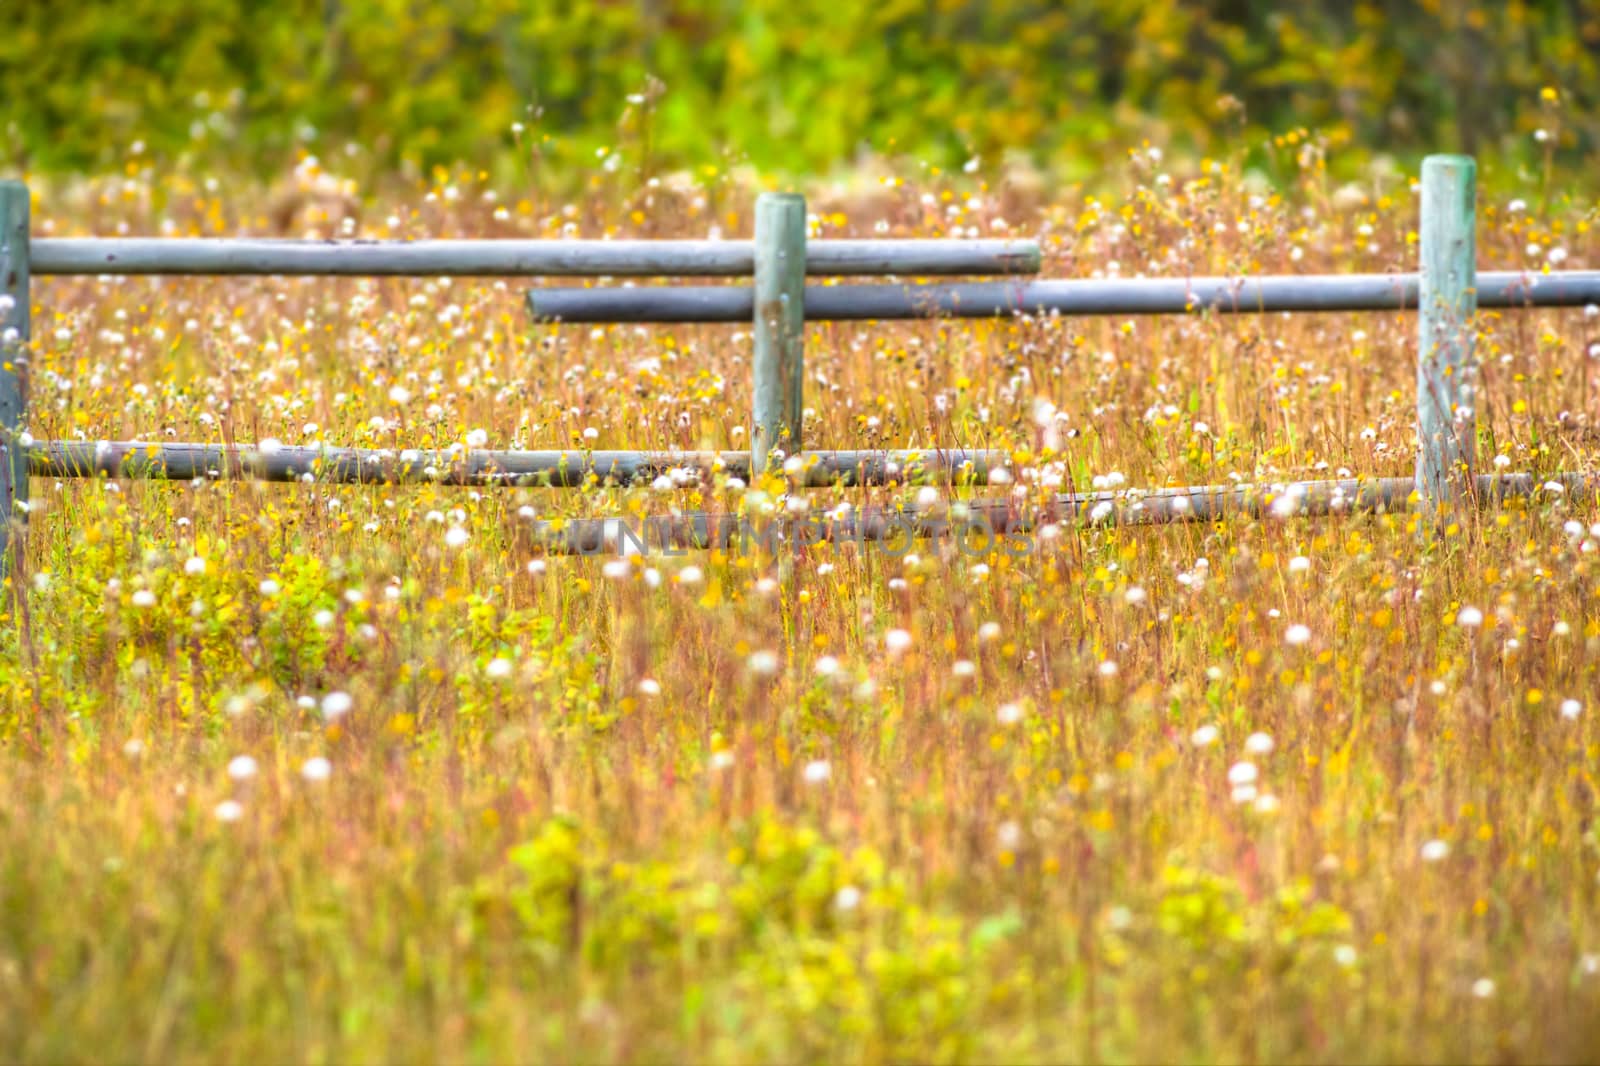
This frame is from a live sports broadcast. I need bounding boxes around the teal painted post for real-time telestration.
[1415,156,1477,517]
[751,193,805,475]
[0,183,28,574]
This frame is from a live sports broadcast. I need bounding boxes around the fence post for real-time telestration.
[1415,155,1477,518]
[751,192,805,475]
[0,182,28,575]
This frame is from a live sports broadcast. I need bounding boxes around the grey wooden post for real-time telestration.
[1415,156,1477,516]
[0,182,28,574]
[751,193,805,474]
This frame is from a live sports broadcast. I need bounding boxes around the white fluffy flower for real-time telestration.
[320,691,353,721]
[1245,732,1275,756]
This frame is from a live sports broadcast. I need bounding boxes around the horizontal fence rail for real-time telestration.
[522,472,1600,555]
[28,237,1041,278]
[527,270,1600,323]
[29,441,1005,488]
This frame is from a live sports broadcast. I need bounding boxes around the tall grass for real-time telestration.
[1,150,1598,1063]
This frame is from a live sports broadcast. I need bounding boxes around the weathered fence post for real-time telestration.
[0,182,29,575]
[751,193,806,475]
[1415,155,1477,517]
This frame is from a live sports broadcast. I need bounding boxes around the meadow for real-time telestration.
[2,147,1599,1063]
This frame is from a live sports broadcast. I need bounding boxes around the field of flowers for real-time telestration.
[1,148,1598,1063]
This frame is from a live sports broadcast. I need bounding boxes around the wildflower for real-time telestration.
[1124,586,1147,605]
[677,566,703,585]
[1285,624,1311,646]
[1190,724,1220,747]
[997,702,1024,726]
[1334,944,1359,968]
[978,621,1002,642]
[601,560,629,580]
[313,609,335,627]
[802,759,831,785]
[445,526,470,549]
[1230,784,1257,804]
[748,650,780,676]
[1227,761,1258,786]
[834,885,863,911]
[320,691,353,721]
[1472,977,1496,999]
[123,738,145,759]
[952,659,976,678]
[710,750,735,771]
[214,800,244,823]
[885,629,913,655]
[996,821,1023,850]
[1420,839,1450,863]
[815,655,840,677]
[227,755,258,781]
[1561,699,1582,720]
[1288,556,1310,574]
[1457,606,1484,628]
[131,589,157,608]
[1253,793,1281,814]
[1245,732,1275,756]
[185,556,207,576]
[1099,660,1119,678]
[637,678,661,697]
[464,428,488,448]
[485,657,514,679]
[301,757,332,783]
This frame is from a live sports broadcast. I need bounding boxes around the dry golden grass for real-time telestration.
[1,152,1599,1063]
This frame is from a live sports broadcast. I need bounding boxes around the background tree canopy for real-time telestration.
[3,0,1596,185]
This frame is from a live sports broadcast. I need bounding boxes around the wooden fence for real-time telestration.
[3,155,1600,562]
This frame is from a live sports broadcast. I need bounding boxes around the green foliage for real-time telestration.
[3,0,1597,182]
